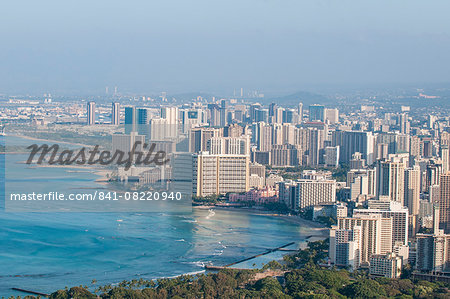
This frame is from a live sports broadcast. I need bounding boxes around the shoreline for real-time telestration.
[4,204,327,297]
[7,133,94,148]
[194,205,329,241]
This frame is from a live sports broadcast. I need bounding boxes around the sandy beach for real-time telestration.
[9,133,94,148]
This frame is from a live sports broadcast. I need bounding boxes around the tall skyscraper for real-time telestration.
[376,160,405,205]
[399,113,410,135]
[416,206,450,273]
[297,102,303,123]
[441,145,449,174]
[329,226,362,270]
[112,102,120,125]
[135,108,150,139]
[439,172,450,233]
[86,101,95,125]
[405,166,421,237]
[309,104,325,122]
[324,146,340,168]
[255,122,272,152]
[268,103,277,121]
[336,214,393,266]
[189,127,222,153]
[161,106,179,124]
[291,179,336,210]
[325,108,339,124]
[355,200,408,248]
[125,106,136,134]
[193,153,249,196]
[111,132,145,159]
[306,127,325,167]
[332,131,375,165]
[207,136,250,155]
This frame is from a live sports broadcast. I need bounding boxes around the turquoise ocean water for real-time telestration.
[0,136,316,297]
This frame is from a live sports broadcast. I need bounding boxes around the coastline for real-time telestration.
[194,205,329,241]
[193,205,328,271]
[8,133,94,148]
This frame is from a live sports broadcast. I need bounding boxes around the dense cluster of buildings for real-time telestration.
[90,99,450,281]
[2,93,449,281]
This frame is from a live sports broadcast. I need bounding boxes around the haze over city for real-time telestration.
[1,0,450,95]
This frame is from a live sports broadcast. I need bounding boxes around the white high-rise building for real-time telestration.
[405,166,421,237]
[416,206,450,273]
[87,101,95,125]
[297,102,303,124]
[355,200,408,249]
[329,226,362,271]
[208,136,250,155]
[347,169,376,202]
[112,102,120,125]
[441,145,449,174]
[193,153,249,197]
[337,214,393,266]
[291,179,336,210]
[325,108,339,124]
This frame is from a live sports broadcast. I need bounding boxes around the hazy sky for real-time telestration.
[1,0,450,95]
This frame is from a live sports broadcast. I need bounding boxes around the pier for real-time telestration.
[205,241,296,270]
[12,288,49,297]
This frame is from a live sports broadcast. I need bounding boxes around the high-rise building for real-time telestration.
[441,145,449,174]
[297,102,303,124]
[154,106,179,139]
[336,214,393,266]
[332,131,375,165]
[161,106,179,124]
[111,132,146,163]
[369,253,402,278]
[348,169,377,202]
[87,101,95,125]
[207,136,250,155]
[125,106,136,134]
[189,127,223,153]
[192,153,249,196]
[399,113,410,135]
[282,108,295,124]
[180,109,207,131]
[325,108,339,124]
[309,104,325,122]
[416,206,450,273]
[268,103,277,120]
[355,200,408,248]
[306,128,325,167]
[324,146,340,168]
[270,144,301,167]
[350,152,366,169]
[329,226,362,270]
[136,108,150,139]
[405,166,421,237]
[376,159,405,205]
[440,172,450,233]
[112,102,120,125]
[254,122,272,152]
[291,179,336,211]
[426,161,442,192]
[410,136,421,159]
